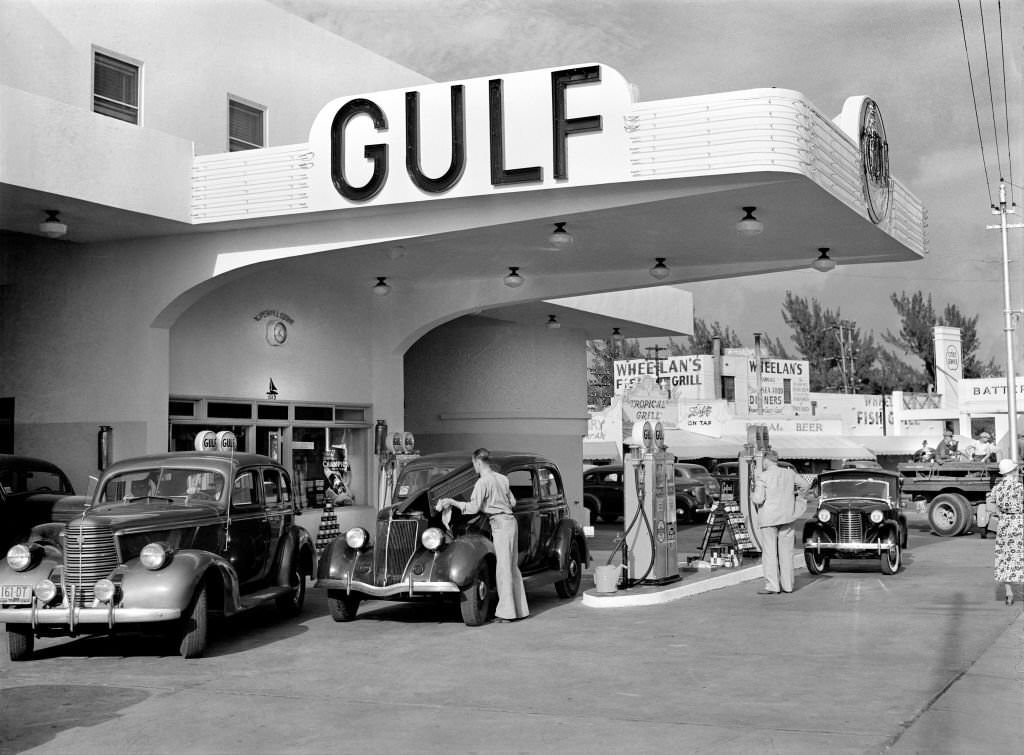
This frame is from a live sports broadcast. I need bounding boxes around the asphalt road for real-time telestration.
[1,512,1020,755]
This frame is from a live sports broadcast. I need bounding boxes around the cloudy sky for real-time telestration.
[272,0,1022,366]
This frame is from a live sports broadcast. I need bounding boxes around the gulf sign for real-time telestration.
[307,63,633,209]
[194,431,238,453]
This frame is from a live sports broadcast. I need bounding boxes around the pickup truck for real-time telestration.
[896,461,1001,536]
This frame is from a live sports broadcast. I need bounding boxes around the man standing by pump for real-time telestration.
[752,449,810,595]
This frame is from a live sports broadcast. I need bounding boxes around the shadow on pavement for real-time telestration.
[0,684,149,752]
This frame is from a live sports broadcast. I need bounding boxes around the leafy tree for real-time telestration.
[673,319,743,354]
[779,292,881,392]
[883,291,998,380]
[586,336,643,408]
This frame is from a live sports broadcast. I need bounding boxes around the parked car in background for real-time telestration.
[0,452,316,661]
[673,463,721,510]
[803,468,908,575]
[317,451,588,626]
[0,454,88,554]
[583,463,714,524]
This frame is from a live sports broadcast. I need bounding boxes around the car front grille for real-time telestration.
[63,521,119,606]
[837,511,863,544]
[375,519,418,585]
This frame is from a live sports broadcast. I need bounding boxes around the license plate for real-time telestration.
[1,584,32,604]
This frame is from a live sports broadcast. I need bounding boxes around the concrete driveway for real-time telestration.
[1,512,1020,754]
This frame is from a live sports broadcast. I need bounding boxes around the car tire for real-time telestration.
[555,540,583,598]
[275,563,306,617]
[177,584,208,659]
[8,627,33,662]
[327,590,361,622]
[460,563,493,626]
[599,512,620,524]
[928,493,970,537]
[881,542,901,575]
[804,549,830,575]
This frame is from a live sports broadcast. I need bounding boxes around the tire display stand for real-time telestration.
[699,499,758,562]
[316,500,340,554]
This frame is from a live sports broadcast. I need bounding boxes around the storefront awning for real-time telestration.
[663,430,746,460]
[860,436,926,455]
[582,440,621,461]
[768,434,875,461]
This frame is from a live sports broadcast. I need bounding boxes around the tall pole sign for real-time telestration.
[987,180,1022,461]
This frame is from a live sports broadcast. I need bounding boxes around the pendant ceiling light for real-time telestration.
[548,222,574,249]
[649,257,670,280]
[373,276,392,295]
[503,266,524,288]
[736,206,763,236]
[39,209,68,238]
[811,248,837,272]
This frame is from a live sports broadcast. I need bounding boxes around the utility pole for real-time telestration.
[645,344,668,396]
[831,321,855,393]
[986,180,1022,462]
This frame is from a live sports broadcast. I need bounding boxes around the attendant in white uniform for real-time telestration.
[436,449,529,622]
[752,449,810,595]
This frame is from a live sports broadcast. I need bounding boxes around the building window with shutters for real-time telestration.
[229,98,265,151]
[93,50,140,124]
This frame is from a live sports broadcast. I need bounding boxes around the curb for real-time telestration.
[582,553,805,608]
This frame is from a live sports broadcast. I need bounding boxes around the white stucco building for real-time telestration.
[0,0,927,512]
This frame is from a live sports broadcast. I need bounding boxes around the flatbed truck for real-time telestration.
[896,461,1000,536]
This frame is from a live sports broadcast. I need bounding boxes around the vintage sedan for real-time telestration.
[1,454,89,554]
[802,468,908,575]
[583,463,712,524]
[0,452,315,660]
[317,451,588,626]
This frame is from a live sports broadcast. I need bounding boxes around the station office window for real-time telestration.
[229,99,265,151]
[93,51,139,124]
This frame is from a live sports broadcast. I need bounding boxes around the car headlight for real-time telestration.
[345,527,370,550]
[94,578,117,603]
[34,579,58,604]
[817,509,832,523]
[140,542,170,570]
[421,527,446,551]
[869,510,885,524]
[6,544,32,572]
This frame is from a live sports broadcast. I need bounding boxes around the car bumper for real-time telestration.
[803,541,895,553]
[317,576,461,597]
[0,603,181,629]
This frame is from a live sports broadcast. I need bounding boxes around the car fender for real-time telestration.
[433,534,494,587]
[802,520,834,546]
[0,551,62,589]
[117,549,242,613]
[548,518,590,571]
[873,520,901,546]
[273,525,316,585]
[316,536,355,582]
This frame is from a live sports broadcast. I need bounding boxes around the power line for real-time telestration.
[957,0,994,205]
[997,0,1016,205]
[977,0,1005,187]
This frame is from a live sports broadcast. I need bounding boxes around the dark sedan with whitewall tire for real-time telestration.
[802,468,908,575]
[0,451,316,661]
[316,451,589,626]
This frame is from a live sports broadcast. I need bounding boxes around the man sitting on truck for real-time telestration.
[968,431,997,462]
[913,440,935,462]
[934,430,962,464]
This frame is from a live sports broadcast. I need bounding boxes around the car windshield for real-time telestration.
[99,467,226,505]
[394,463,461,500]
[820,478,891,501]
[0,466,72,496]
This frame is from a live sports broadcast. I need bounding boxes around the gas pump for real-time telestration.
[737,424,770,553]
[622,421,681,586]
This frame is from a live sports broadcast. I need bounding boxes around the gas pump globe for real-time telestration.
[623,422,681,586]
